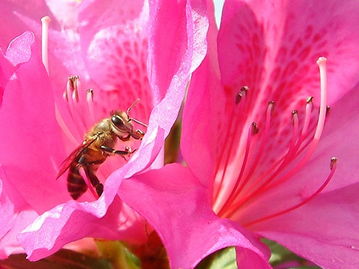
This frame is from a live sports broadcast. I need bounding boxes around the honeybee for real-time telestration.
[57,103,147,200]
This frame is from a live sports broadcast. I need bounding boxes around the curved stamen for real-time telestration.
[87,88,95,123]
[289,110,299,153]
[218,122,257,216]
[41,16,51,74]
[265,57,328,189]
[229,101,275,200]
[243,157,337,227]
[213,87,249,205]
[231,101,275,198]
[224,57,329,213]
[302,96,313,136]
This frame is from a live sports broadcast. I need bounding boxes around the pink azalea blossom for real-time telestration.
[118,0,359,268]
[0,0,208,261]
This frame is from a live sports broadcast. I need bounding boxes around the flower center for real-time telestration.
[212,57,337,225]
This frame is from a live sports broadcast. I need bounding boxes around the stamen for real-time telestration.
[226,57,329,212]
[264,101,275,135]
[302,97,313,136]
[87,88,95,122]
[289,110,299,153]
[264,57,329,187]
[54,104,79,146]
[244,157,337,227]
[213,87,249,205]
[41,16,51,74]
[222,101,275,214]
[62,75,88,138]
[217,122,256,216]
[86,88,94,103]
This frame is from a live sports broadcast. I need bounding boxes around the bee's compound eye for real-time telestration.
[111,116,124,127]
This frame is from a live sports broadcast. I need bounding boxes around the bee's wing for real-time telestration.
[56,138,97,179]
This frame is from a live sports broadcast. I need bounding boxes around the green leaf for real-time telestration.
[0,249,111,269]
[196,247,237,269]
[95,240,141,269]
[262,239,321,269]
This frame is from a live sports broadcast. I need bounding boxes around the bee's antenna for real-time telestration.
[127,98,141,115]
[130,118,148,128]
[126,98,148,128]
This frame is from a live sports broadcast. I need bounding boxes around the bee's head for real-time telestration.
[110,111,132,135]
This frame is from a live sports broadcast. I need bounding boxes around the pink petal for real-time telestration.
[16,0,209,259]
[77,0,153,118]
[0,33,68,212]
[0,175,38,258]
[147,0,208,101]
[0,55,12,105]
[5,31,34,66]
[257,183,359,269]
[216,0,359,172]
[45,0,81,29]
[219,0,359,105]
[119,164,270,269]
[0,1,50,49]
[1,31,35,106]
[181,56,221,184]
[0,209,38,259]
[124,0,209,177]
[18,166,146,261]
[180,0,217,185]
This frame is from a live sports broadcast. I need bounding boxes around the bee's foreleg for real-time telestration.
[83,165,103,198]
[131,129,145,140]
[100,145,133,155]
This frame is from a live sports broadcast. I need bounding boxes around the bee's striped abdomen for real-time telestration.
[67,164,87,200]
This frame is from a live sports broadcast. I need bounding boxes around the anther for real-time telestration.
[306,96,313,103]
[235,86,249,104]
[87,89,94,102]
[326,105,331,116]
[251,122,259,135]
[330,157,337,170]
[268,100,276,107]
[241,86,249,93]
[67,75,80,102]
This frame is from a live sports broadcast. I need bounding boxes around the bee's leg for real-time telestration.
[131,129,145,140]
[100,145,133,155]
[83,165,103,197]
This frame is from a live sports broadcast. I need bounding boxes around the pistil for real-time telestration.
[41,16,51,74]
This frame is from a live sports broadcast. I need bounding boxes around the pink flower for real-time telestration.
[118,0,359,268]
[0,0,208,261]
